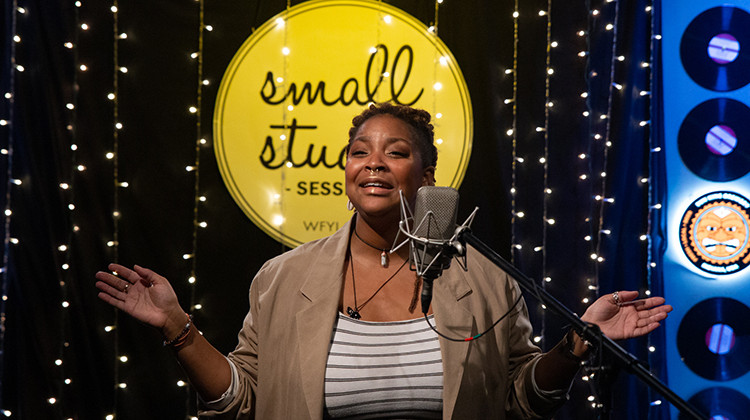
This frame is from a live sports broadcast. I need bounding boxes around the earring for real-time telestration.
[347,199,354,211]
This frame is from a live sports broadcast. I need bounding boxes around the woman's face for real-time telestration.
[345,114,435,219]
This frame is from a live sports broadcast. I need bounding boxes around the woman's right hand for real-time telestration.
[95,263,187,339]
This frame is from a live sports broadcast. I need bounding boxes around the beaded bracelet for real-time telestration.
[163,313,192,347]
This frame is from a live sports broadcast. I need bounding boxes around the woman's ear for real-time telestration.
[422,166,436,186]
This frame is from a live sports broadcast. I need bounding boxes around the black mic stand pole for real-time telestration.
[456,228,706,420]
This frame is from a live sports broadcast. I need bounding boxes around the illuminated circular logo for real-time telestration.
[214,0,472,247]
[680,191,750,275]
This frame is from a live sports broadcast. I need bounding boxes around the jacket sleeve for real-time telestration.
[503,279,568,419]
[198,263,268,419]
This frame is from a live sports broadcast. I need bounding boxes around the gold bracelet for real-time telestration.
[163,313,192,347]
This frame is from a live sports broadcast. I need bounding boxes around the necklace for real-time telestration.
[353,227,391,267]
[347,248,408,319]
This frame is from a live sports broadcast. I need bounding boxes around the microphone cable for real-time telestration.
[422,293,525,342]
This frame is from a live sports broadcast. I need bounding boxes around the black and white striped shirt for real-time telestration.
[324,313,443,419]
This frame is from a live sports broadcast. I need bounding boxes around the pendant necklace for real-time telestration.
[353,227,391,267]
[347,247,408,320]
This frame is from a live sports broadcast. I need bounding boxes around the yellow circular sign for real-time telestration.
[214,0,472,247]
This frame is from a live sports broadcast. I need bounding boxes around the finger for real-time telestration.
[132,265,161,287]
[637,308,670,327]
[616,290,639,303]
[634,322,661,337]
[97,290,128,311]
[631,296,667,311]
[95,280,128,301]
[107,263,133,279]
[108,264,146,285]
[95,270,130,291]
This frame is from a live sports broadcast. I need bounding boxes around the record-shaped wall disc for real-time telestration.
[678,98,750,182]
[677,297,750,381]
[679,387,750,420]
[680,6,750,91]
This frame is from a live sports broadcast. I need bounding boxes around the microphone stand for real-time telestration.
[456,228,706,420]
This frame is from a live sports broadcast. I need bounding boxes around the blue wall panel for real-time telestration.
[658,1,750,418]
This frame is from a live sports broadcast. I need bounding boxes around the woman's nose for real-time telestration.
[365,154,386,173]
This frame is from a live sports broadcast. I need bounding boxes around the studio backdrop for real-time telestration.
[0,0,711,418]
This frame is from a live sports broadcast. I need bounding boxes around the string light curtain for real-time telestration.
[0,0,19,412]
[0,0,659,418]
[509,0,656,418]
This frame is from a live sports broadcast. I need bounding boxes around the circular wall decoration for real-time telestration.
[679,191,750,275]
[680,6,750,92]
[677,297,750,381]
[214,0,473,247]
[678,98,750,182]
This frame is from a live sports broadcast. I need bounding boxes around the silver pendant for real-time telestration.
[381,251,388,267]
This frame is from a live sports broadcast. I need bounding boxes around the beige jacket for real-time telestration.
[200,219,564,419]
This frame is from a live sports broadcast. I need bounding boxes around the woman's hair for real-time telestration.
[347,102,438,168]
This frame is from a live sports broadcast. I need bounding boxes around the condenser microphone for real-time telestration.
[410,186,459,313]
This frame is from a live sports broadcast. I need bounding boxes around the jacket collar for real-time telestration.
[434,259,474,417]
[296,219,352,419]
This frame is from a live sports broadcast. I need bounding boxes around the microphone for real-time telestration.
[410,186,460,314]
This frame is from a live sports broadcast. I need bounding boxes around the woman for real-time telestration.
[95,103,672,419]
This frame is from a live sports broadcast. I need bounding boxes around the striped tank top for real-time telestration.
[323,313,443,419]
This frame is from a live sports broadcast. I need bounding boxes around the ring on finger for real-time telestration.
[612,291,621,306]
[124,283,130,293]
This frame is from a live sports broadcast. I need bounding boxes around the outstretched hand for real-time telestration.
[580,290,673,340]
[95,264,186,336]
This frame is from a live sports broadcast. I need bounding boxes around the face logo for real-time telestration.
[680,191,750,275]
[693,204,746,258]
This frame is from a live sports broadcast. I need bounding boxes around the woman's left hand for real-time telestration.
[580,290,673,340]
